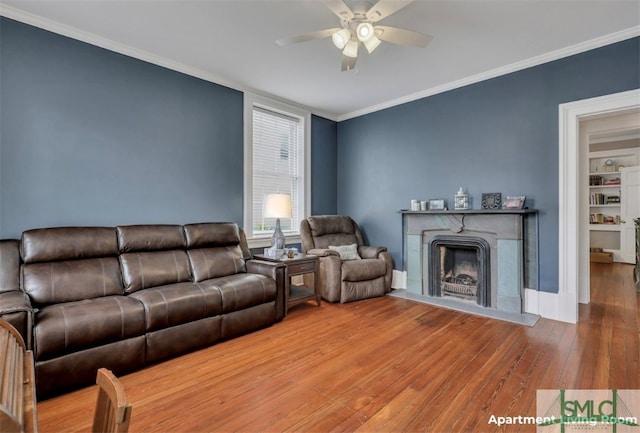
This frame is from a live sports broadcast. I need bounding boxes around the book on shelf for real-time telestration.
[589,192,620,205]
[589,175,603,186]
[589,214,621,224]
[589,176,621,186]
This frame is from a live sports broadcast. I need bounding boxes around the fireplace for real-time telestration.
[400,210,539,316]
[428,235,490,307]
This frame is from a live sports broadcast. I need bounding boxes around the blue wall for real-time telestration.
[311,115,338,215]
[0,18,338,238]
[337,37,640,293]
[0,17,244,236]
[2,17,638,295]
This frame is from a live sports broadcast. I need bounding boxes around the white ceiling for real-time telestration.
[1,0,639,121]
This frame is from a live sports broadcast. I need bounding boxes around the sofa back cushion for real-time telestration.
[21,227,118,263]
[20,227,123,307]
[23,259,124,307]
[116,225,192,294]
[306,216,362,249]
[119,251,192,293]
[183,223,246,282]
[116,224,186,253]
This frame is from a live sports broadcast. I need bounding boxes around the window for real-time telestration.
[244,94,310,247]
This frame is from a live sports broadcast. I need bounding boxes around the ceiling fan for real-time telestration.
[276,0,432,72]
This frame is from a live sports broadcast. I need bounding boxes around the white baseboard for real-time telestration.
[523,288,539,315]
[391,270,407,290]
[525,288,577,324]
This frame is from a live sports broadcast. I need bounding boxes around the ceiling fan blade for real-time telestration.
[325,0,354,20]
[375,25,433,48]
[341,54,357,72]
[366,0,414,22]
[276,28,341,46]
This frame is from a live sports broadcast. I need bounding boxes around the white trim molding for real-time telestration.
[391,270,407,290]
[1,3,637,123]
[0,3,338,122]
[243,93,312,250]
[338,27,640,121]
[551,89,640,324]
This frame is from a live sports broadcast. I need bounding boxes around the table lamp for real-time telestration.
[264,193,292,251]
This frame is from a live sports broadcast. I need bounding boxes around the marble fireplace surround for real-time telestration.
[400,210,539,320]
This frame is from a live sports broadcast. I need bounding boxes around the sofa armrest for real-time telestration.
[306,248,340,257]
[316,254,343,303]
[358,245,387,259]
[0,291,34,349]
[246,259,287,321]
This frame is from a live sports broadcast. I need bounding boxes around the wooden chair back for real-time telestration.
[0,319,37,433]
[92,368,132,433]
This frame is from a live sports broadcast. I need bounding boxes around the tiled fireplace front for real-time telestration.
[401,210,538,315]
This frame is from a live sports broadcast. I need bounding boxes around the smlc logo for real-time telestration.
[537,389,640,433]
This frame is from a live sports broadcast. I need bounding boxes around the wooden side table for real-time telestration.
[255,254,320,315]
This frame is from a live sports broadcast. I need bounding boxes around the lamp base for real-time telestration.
[271,218,286,250]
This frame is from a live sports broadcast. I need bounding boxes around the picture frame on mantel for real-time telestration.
[481,193,502,210]
[503,196,526,209]
[429,199,447,210]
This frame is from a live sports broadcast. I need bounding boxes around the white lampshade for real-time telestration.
[363,36,381,53]
[264,193,292,219]
[331,29,351,50]
[343,39,359,58]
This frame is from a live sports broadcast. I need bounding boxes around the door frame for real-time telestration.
[620,165,640,263]
[557,89,640,323]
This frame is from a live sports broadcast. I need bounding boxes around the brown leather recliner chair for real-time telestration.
[300,215,393,303]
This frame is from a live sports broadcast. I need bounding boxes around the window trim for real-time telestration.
[243,93,311,248]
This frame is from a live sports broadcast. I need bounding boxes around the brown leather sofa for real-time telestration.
[0,222,285,399]
[300,215,393,303]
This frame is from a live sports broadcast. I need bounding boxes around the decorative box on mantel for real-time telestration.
[400,209,538,315]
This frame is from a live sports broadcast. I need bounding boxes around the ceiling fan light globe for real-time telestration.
[343,39,359,58]
[356,22,374,42]
[363,35,381,53]
[332,28,351,49]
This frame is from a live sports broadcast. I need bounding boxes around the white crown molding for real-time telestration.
[0,4,234,91]
[1,4,637,124]
[337,26,640,122]
[0,3,338,122]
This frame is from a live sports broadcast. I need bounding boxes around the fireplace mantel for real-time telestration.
[400,209,538,215]
[400,209,538,315]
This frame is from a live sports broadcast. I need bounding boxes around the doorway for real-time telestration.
[581,114,640,303]
[558,89,640,324]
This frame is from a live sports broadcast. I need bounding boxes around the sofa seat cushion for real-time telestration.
[34,295,145,361]
[129,282,223,332]
[341,259,388,282]
[203,274,276,314]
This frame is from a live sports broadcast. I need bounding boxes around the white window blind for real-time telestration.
[251,106,303,237]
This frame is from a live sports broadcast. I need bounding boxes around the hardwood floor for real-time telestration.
[36,263,639,433]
